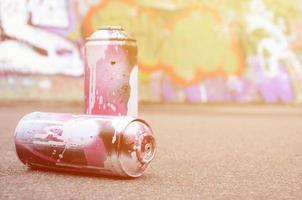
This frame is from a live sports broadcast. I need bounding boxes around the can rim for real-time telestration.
[86,38,136,42]
[86,26,136,42]
[98,26,124,30]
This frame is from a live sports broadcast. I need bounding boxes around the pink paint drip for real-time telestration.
[85,45,135,115]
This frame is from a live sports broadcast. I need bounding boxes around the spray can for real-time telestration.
[14,112,155,177]
[84,26,137,116]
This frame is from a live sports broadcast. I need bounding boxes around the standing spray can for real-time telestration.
[14,112,156,177]
[84,26,138,117]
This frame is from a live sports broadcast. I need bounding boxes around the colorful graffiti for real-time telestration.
[0,0,82,75]
[0,0,302,103]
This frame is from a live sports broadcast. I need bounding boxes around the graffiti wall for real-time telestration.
[1,0,302,103]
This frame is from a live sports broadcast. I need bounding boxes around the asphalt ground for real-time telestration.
[0,102,302,199]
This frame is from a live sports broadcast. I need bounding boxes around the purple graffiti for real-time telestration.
[248,57,293,103]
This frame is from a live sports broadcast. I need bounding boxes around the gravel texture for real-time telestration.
[0,102,302,200]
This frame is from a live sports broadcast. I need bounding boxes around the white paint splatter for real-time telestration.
[131,151,136,158]
[127,65,138,117]
[107,103,117,112]
[85,42,106,114]
[99,95,103,105]
[88,64,96,114]
[112,133,117,144]
[111,116,133,144]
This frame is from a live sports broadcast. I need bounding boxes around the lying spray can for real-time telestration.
[14,112,155,177]
[84,26,138,116]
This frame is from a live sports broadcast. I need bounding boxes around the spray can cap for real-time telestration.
[118,120,156,177]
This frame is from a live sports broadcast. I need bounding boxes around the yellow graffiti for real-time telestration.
[83,0,245,86]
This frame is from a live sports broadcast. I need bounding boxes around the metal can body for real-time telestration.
[14,112,155,177]
[84,26,137,117]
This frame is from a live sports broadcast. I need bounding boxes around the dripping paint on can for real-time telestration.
[84,26,138,117]
[14,112,156,177]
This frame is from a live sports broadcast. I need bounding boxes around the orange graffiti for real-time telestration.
[82,0,245,86]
